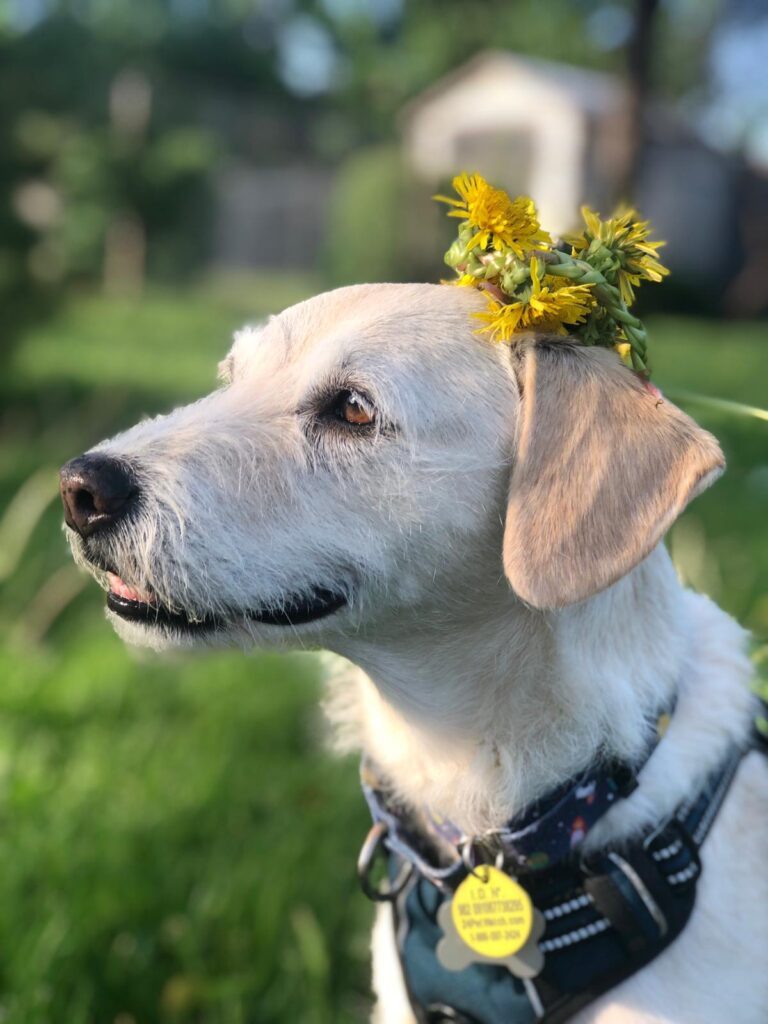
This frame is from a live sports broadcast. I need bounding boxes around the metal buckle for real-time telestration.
[459,836,505,880]
[357,822,413,902]
[581,846,669,940]
[604,851,669,937]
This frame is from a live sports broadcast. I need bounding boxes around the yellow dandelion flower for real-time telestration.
[570,205,669,306]
[614,341,633,366]
[474,259,596,342]
[439,273,478,287]
[434,173,551,257]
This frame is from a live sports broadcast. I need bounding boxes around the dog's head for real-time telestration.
[59,283,723,650]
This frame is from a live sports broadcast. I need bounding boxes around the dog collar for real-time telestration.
[359,704,673,887]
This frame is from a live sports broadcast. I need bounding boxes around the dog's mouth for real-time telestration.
[104,572,347,632]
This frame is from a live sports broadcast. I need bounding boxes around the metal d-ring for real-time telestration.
[460,838,504,882]
[357,822,413,902]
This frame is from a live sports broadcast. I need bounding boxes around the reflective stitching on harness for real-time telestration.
[539,917,611,952]
[667,861,700,886]
[651,839,682,861]
[543,893,592,920]
[672,793,696,822]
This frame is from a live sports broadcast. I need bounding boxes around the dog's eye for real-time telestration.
[335,390,375,427]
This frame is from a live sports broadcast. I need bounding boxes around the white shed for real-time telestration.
[402,50,629,236]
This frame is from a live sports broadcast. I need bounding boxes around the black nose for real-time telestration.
[60,454,138,538]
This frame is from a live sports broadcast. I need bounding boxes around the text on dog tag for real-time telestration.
[450,865,533,957]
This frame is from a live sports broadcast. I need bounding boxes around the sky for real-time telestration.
[703,9,768,164]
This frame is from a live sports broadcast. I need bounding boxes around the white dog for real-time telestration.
[60,283,767,1023]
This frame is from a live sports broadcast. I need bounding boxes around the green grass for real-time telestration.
[2,275,375,1024]
[648,316,768,633]
[0,634,370,1024]
[0,283,766,1022]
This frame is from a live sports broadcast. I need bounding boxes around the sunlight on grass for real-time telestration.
[648,316,768,407]
[8,273,318,399]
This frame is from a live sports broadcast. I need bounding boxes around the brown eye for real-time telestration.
[338,390,375,426]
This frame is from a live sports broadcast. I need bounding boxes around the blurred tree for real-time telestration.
[621,0,660,197]
[0,1,290,351]
[325,143,406,285]
[0,0,748,349]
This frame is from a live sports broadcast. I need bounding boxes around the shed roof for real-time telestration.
[401,49,624,124]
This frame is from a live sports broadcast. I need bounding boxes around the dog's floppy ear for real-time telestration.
[503,339,724,609]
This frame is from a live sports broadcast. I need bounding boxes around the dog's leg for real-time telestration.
[573,751,768,1024]
[371,904,417,1024]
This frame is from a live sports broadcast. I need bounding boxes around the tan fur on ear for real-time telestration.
[503,340,725,609]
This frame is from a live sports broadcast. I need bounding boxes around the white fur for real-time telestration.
[65,284,767,1022]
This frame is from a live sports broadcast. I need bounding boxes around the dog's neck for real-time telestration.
[326,544,751,838]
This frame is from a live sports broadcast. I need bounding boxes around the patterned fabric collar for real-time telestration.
[361,705,673,885]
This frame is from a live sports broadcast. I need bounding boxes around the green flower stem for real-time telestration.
[542,251,650,368]
[452,235,655,375]
[665,390,768,423]
[630,349,647,372]
[602,302,642,330]
[540,261,582,279]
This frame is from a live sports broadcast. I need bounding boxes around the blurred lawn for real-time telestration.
[0,280,766,1023]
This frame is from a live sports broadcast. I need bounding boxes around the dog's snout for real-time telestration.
[59,454,138,538]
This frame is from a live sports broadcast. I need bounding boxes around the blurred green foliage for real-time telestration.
[325,144,407,286]
[0,0,726,348]
[0,281,765,1021]
[0,14,216,342]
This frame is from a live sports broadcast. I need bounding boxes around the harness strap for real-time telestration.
[364,741,753,1024]
[752,693,768,754]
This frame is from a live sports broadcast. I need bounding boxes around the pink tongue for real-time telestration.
[107,572,153,604]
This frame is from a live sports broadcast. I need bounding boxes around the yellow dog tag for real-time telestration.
[436,866,545,977]
[451,866,533,957]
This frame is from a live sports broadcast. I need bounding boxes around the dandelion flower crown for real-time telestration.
[434,173,669,376]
